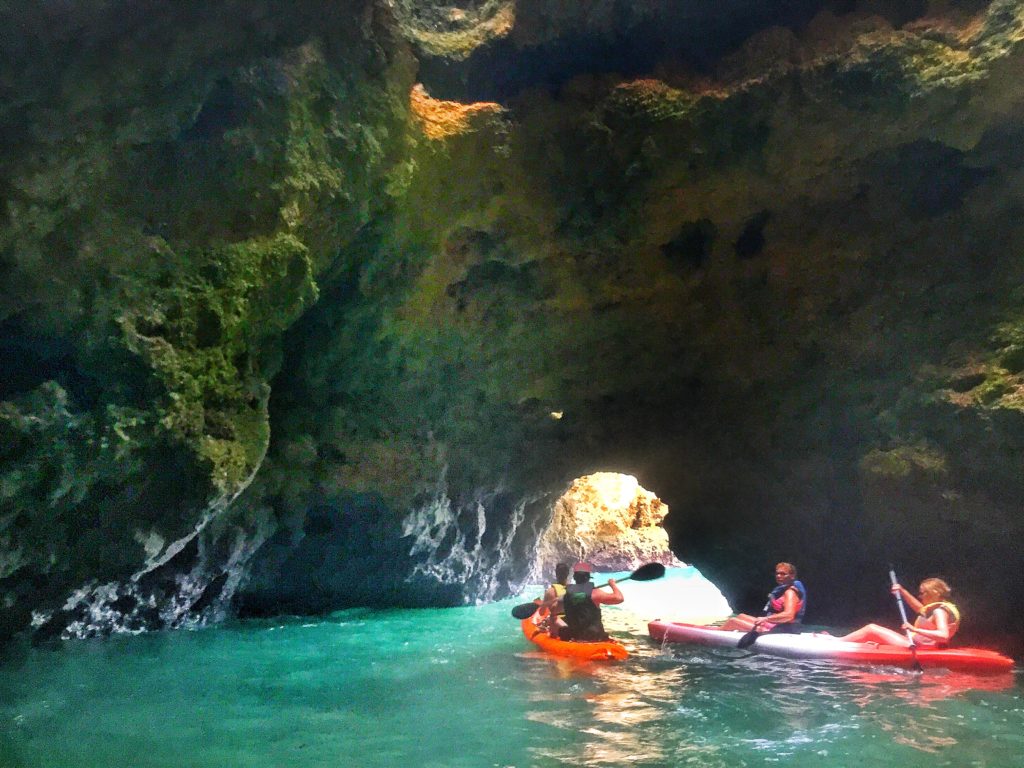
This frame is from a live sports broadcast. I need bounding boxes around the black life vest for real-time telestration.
[562,582,608,641]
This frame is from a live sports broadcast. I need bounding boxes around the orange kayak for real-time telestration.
[520,604,628,661]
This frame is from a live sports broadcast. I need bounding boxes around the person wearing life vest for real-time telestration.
[721,562,807,633]
[840,577,960,647]
[560,562,624,642]
[540,562,571,638]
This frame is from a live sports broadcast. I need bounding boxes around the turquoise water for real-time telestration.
[1,580,1021,767]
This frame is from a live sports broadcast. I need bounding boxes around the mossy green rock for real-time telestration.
[1,0,416,639]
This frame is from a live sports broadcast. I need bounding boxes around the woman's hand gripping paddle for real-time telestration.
[890,568,923,672]
[738,619,792,649]
[738,590,778,649]
[510,562,666,619]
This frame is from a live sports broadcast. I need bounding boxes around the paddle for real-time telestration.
[736,625,761,649]
[510,562,667,619]
[737,622,797,649]
[737,587,779,649]
[890,567,923,672]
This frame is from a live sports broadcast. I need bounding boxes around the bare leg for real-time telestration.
[839,623,910,646]
[721,614,758,631]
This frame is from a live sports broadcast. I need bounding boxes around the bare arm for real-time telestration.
[893,583,924,615]
[592,579,624,606]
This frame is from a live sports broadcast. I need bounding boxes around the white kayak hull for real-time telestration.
[648,621,1014,673]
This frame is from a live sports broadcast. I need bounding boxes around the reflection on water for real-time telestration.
[579,666,679,766]
[838,666,1017,703]
[525,657,683,767]
[835,667,1017,754]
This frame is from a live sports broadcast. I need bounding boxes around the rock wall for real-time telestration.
[3,1,1024,651]
[0,0,419,640]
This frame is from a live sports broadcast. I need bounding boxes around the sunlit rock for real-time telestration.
[533,473,685,576]
[409,84,505,140]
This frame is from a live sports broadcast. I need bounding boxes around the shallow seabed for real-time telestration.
[0,597,1020,767]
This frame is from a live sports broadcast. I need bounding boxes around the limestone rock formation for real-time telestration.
[533,473,685,576]
[3,1,1024,652]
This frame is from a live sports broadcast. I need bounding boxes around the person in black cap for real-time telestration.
[561,562,624,642]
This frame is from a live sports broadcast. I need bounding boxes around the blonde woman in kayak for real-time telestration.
[840,577,960,647]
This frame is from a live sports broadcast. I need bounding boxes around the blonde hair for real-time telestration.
[919,578,951,600]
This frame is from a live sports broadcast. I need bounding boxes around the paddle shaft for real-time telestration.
[890,568,923,671]
[889,570,913,639]
[594,575,631,590]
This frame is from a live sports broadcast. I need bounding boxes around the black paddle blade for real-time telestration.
[511,602,540,620]
[629,563,666,582]
[736,628,760,649]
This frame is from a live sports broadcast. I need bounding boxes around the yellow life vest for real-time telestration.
[545,582,567,618]
[920,601,960,625]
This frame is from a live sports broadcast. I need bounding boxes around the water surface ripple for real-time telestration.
[0,602,1020,767]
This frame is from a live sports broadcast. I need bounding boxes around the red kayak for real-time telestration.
[521,605,628,661]
[649,621,1015,674]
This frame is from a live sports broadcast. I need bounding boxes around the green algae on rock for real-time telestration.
[0,0,418,639]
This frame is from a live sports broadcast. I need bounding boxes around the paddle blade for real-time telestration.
[736,629,759,649]
[629,563,666,582]
[511,602,540,620]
